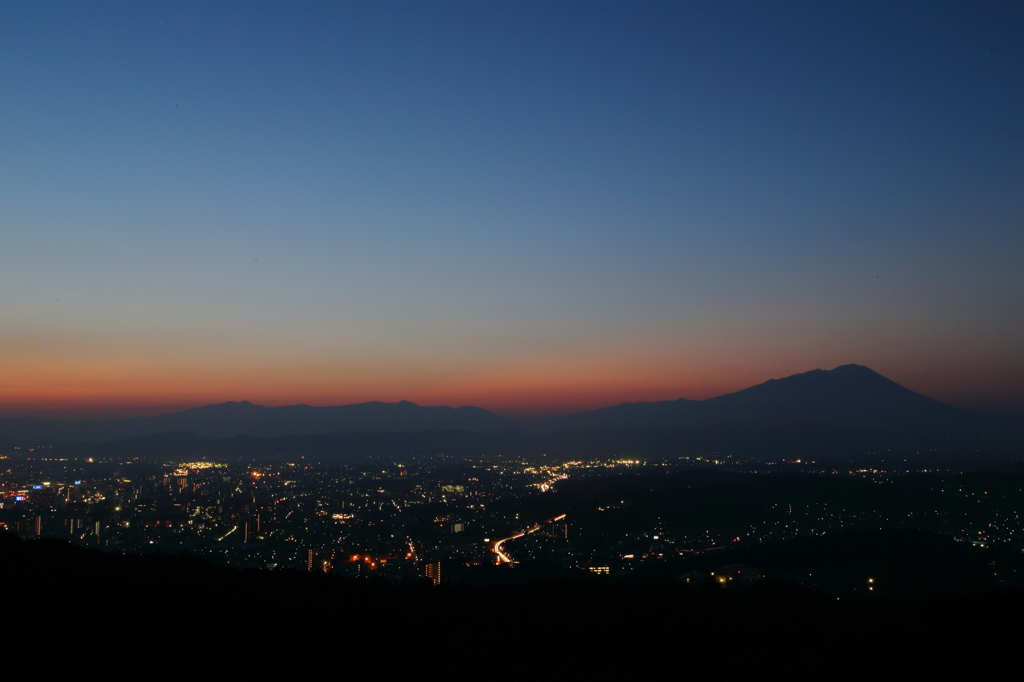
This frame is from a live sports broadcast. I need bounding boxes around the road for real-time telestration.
[491,514,566,564]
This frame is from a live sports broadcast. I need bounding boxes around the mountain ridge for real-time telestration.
[0,365,1017,443]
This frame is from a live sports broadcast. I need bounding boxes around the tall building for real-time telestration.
[307,549,332,572]
[423,561,441,586]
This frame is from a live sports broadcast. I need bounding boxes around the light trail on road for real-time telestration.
[491,514,566,564]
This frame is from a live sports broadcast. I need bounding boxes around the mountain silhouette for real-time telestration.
[529,364,972,433]
[0,365,1017,443]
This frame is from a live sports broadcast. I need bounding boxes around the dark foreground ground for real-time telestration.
[4,530,1023,678]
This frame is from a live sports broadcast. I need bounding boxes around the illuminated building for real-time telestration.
[710,564,763,588]
[424,561,441,586]
[307,549,332,572]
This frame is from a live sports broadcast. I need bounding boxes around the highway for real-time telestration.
[491,514,566,564]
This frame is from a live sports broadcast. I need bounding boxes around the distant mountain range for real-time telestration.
[1,365,1019,444]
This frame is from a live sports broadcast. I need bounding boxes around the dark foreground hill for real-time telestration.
[4,530,1023,676]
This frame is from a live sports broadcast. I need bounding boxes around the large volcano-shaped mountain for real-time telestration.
[528,364,986,433]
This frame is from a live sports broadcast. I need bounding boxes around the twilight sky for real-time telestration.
[2,1,1023,418]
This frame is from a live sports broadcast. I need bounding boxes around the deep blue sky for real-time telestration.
[2,1,1023,417]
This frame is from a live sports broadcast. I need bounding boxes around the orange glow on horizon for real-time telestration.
[0,352,759,419]
[2,348,1020,418]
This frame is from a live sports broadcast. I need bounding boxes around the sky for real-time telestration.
[2,1,1023,419]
